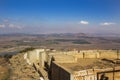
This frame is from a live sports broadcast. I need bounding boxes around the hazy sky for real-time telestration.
[0,0,120,34]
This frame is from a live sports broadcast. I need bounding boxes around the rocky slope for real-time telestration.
[10,53,40,80]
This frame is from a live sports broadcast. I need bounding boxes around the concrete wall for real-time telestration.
[60,50,120,59]
[70,69,97,80]
[73,67,120,80]
[53,54,77,63]
[24,49,48,67]
[27,50,39,64]
[24,49,120,67]
[23,49,120,80]
[51,62,71,80]
[51,64,120,80]
[99,50,118,59]
[24,49,120,68]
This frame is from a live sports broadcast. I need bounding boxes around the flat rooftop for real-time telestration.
[54,58,120,74]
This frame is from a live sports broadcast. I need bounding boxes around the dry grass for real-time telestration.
[0,58,10,80]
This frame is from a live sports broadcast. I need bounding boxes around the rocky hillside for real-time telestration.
[9,53,40,80]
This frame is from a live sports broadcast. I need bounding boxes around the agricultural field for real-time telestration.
[0,33,120,53]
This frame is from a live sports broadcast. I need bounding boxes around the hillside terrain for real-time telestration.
[0,33,120,54]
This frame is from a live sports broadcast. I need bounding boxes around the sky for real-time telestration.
[0,0,120,34]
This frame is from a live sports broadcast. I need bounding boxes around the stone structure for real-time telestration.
[23,49,120,80]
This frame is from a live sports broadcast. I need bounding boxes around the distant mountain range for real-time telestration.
[0,33,119,37]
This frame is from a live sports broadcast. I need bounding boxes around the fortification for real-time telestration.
[23,49,120,80]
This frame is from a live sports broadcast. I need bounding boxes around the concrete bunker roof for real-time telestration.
[53,58,119,74]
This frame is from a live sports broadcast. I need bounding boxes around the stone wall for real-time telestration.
[73,69,96,80]
[51,62,71,80]
[24,49,120,66]
[99,50,118,59]
[24,49,120,68]
[51,50,120,59]
[52,54,77,63]
[23,49,120,80]
[24,49,48,67]
[27,50,39,64]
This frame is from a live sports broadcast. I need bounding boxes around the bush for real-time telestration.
[19,47,35,53]
[72,40,91,44]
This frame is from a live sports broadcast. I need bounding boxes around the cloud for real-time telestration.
[79,20,89,25]
[0,23,23,29]
[0,24,5,28]
[8,24,22,29]
[100,22,116,26]
[0,18,23,29]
